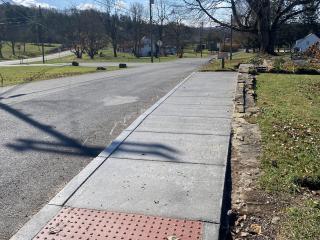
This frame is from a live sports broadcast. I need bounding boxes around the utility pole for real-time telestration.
[149,0,154,63]
[38,6,45,64]
[200,22,203,58]
[230,14,233,60]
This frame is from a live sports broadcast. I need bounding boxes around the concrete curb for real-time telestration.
[10,205,62,240]
[10,72,196,240]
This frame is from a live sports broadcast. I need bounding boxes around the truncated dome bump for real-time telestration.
[33,207,203,240]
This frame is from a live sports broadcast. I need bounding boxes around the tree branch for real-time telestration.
[190,0,256,32]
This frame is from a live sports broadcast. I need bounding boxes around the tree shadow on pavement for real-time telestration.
[0,102,180,160]
[112,141,181,161]
[0,102,103,157]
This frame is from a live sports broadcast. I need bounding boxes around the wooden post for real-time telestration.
[0,73,4,87]
[38,6,45,64]
[200,22,203,58]
[149,0,154,63]
[230,15,233,60]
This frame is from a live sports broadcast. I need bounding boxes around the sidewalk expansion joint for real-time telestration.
[168,96,235,99]
[132,130,231,137]
[163,103,233,107]
[151,114,232,120]
[109,156,227,167]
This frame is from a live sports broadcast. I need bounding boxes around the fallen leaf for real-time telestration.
[249,224,262,235]
[240,231,249,237]
[167,236,180,240]
[49,226,63,235]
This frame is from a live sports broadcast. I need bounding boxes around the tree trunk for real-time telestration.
[11,41,16,56]
[267,31,276,54]
[74,46,83,59]
[258,28,270,53]
[113,43,117,58]
[89,51,94,59]
[258,29,276,54]
[256,0,275,55]
[0,42,3,58]
[111,16,118,58]
[76,52,82,58]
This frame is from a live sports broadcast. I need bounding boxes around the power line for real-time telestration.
[0,21,27,25]
[0,0,49,29]
[0,0,33,21]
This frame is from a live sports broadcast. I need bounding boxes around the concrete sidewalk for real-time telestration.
[11,72,237,240]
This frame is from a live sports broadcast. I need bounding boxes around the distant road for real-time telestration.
[0,50,73,66]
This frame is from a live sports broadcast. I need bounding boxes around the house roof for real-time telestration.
[294,33,320,48]
[296,33,320,43]
[296,38,304,45]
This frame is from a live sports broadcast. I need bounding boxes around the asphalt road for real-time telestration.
[0,58,208,239]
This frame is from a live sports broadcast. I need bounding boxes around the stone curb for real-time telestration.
[226,64,261,238]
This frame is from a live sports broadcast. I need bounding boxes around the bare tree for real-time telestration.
[130,2,144,57]
[155,0,169,56]
[67,9,106,59]
[0,18,5,59]
[167,9,189,58]
[68,9,86,58]
[0,39,3,59]
[96,0,120,57]
[183,0,320,54]
[82,10,106,59]
[4,5,20,56]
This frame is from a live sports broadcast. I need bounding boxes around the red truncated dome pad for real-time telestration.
[33,207,203,240]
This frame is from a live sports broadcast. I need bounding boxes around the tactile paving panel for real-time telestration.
[33,207,203,240]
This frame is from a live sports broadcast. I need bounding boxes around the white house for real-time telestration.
[139,37,156,57]
[294,33,320,52]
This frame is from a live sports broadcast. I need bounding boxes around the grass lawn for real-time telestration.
[0,66,117,87]
[0,42,61,60]
[201,52,255,71]
[44,48,210,64]
[255,73,320,239]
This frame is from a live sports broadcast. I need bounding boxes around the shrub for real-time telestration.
[97,67,106,71]
[269,69,291,74]
[248,56,263,66]
[234,63,241,69]
[99,52,106,58]
[248,68,258,75]
[72,61,79,66]
[295,67,320,75]
[273,58,286,72]
[268,60,320,75]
